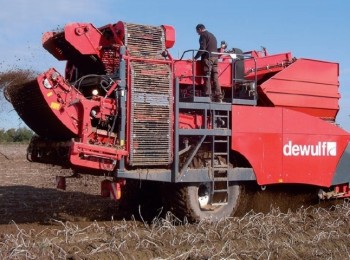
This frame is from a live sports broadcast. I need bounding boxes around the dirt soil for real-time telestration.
[1,144,350,259]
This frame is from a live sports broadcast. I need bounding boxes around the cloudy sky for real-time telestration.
[1,0,350,130]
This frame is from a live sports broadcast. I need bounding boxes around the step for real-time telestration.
[213,152,228,156]
[213,189,229,193]
[212,166,229,171]
[214,115,229,119]
[213,177,229,182]
[214,140,228,143]
[211,202,229,206]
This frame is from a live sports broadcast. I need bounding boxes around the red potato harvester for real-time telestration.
[6,21,350,221]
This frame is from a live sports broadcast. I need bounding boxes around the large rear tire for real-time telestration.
[163,182,241,222]
[118,180,164,221]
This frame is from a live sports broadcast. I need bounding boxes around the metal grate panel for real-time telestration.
[124,23,165,59]
[101,49,120,75]
[129,61,172,166]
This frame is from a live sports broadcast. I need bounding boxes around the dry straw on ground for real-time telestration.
[1,201,350,259]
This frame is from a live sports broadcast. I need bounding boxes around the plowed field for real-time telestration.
[1,144,350,259]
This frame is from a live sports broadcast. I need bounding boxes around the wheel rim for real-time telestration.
[198,183,211,209]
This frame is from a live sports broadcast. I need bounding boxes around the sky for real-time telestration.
[0,0,350,130]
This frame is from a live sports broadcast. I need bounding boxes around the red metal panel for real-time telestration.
[232,106,283,185]
[260,59,340,120]
[162,25,175,49]
[174,59,232,87]
[282,108,345,135]
[218,61,233,87]
[35,68,118,141]
[37,69,81,135]
[42,31,67,60]
[174,60,203,85]
[64,23,102,55]
[282,109,349,186]
[232,105,350,187]
[70,141,128,170]
[42,23,104,60]
[244,52,293,80]
[174,52,292,88]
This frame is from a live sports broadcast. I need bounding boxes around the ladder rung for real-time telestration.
[213,169,228,173]
[213,166,228,170]
[214,169,228,173]
[214,115,228,118]
[214,140,228,143]
[213,177,228,181]
[211,202,228,206]
[213,189,228,193]
[214,152,228,156]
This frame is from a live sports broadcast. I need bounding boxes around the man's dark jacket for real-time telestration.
[194,30,218,60]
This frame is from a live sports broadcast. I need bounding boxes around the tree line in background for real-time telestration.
[0,127,34,143]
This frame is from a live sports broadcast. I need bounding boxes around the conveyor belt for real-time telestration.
[6,79,77,140]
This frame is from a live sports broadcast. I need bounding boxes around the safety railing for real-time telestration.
[177,49,212,102]
[177,49,258,105]
[212,51,258,105]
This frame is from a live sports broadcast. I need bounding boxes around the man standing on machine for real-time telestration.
[193,24,222,102]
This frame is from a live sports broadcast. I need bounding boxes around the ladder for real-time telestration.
[211,110,230,206]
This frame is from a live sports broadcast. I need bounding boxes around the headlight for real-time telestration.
[43,78,52,89]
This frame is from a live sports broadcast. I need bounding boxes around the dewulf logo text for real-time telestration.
[283,141,337,156]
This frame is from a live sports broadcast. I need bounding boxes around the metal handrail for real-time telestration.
[178,49,211,98]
